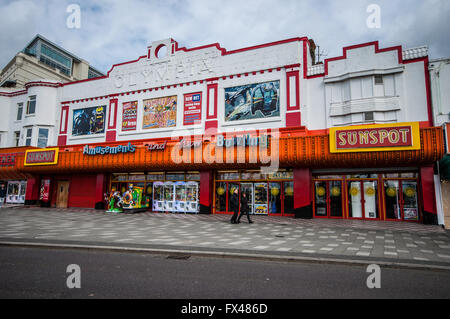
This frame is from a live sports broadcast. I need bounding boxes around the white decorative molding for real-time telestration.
[307,64,324,76]
[402,46,428,61]
[329,96,400,116]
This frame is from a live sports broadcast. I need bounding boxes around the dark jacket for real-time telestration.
[0,186,6,198]
[240,195,249,213]
[230,193,239,213]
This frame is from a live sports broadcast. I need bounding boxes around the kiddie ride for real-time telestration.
[104,184,147,214]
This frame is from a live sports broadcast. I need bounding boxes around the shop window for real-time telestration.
[268,171,293,180]
[166,172,185,181]
[217,171,240,180]
[147,173,165,181]
[186,172,200,181]
[215,182,227,212]
[128,173,146,181]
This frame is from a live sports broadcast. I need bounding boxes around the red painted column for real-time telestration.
[199,170,213,214]
[95,174,106,209]
[420,165,437,224]
[293,168,313,218]
[24,176,40,205]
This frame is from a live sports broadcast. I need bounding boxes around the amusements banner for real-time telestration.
[225,80,280,122]
[143,96,177,129]
[72,106,106,136]
[122,101,138,131]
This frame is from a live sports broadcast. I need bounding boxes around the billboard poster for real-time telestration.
[183,92,202,125]
[72,106,106,136]
[225,80,280,122]
[122,101,138,131]
[142,96,177,129]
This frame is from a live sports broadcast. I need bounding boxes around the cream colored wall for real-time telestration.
[441,181,450,229]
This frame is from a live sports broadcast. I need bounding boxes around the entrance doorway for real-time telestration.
[347,179,380,220]
[384,179,420,221]
[215,181,293,216]
[56,181,70,208]
[313,180,343,218]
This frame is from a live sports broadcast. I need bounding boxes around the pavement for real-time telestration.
[0,206,449,270]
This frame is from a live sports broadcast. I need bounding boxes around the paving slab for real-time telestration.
[0,206,449,270]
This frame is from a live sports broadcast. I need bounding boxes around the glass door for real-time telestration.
[314,180,343,218]
[241,183,254,215]
[185,182,199,213]
[254,183,268,215]
[402,181,419,221]
[384,180,419,222]
[153,182,164,211]
[347,180,379,220]
[269,182,282,215]
[174,181,186,213]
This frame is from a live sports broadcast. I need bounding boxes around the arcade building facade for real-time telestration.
[0,37,444,225]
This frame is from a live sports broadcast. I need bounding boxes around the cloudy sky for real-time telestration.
[0,0,449,74]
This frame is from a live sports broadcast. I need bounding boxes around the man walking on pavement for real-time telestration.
[230,188,239,224]
[0,183,6,208]
[237,192,253,224]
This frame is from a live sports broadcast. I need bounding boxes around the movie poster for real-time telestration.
[142,96,177,129]
[183,93,202,125]
[72,106,106,136]
[122,101,138,131]
[225,80,280,122]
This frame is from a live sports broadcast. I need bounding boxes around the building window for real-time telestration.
[25,128,32,146]
[17,103,23,120]
[374,74,383,85]
[14,131,20,146]
[26,96,36,115]
[364,112,374,121]
[37,128,49,148]
[40,43,72,76]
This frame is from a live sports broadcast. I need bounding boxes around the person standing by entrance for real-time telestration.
[0,184,6,208]
[230,188,239,224]
[237,192,253,224]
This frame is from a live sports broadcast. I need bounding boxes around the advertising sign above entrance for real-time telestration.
[0,153,16,166]
[83,142,136,155]
[329,122,421,153]
[24,148,59,166]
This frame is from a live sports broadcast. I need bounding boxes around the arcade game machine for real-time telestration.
[175,181,187,213]
[185,181,199,213]
[153,182,164,212]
